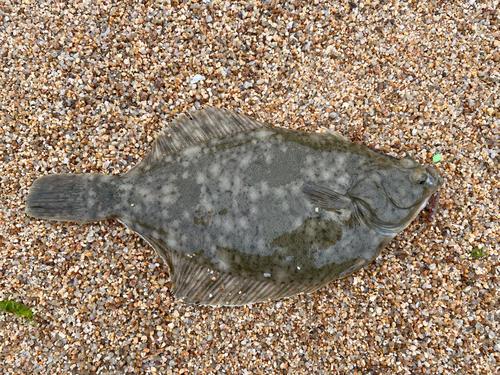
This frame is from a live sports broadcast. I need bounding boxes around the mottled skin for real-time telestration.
[71,128,442,285]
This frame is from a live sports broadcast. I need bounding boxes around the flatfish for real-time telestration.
[26,107,443,305]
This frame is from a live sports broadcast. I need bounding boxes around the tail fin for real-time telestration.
[26,173,117,223]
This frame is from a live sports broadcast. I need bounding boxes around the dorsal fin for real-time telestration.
[141,234,329,306]
[125,107,272,177]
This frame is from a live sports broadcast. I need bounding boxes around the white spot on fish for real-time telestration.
[166,238,178,248]
[219,173,231,191]
[181,145,202,157]
[302,167,316,180]
[209,163,221,176]
[320,170,333,180]
[254,130,275,139]
[315,207,319,212]
[292,217,303,229]
[273,187,286,198]
[281,201,289,211]
[223,220,234,233]
[196,172,207,184]
[239,154,253,168]
[263,273,271,277]
[232,176,242,193]
[137,186,154,205]
[336,174,349,186]
[238,217,249,229]
[335,155,345,166]
[289,184,301,195]
[88,189,96,207]
[260,181,270,195]
[248,186,259,201]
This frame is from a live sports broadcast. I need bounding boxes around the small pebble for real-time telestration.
[0,1,498,374]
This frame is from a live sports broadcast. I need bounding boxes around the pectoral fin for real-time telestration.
[302,185,353,212]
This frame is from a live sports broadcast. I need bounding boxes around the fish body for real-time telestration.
[26,108,443,305]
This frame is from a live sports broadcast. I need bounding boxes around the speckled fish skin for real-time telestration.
[26,108,443,306]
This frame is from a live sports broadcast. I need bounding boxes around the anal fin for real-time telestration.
[142,235,329,306]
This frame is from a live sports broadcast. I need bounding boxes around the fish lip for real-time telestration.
[425,165,444,188]
[426,165,439,178]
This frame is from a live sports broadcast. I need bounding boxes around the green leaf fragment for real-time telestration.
[470,247,486,258]
[433,154,442,163]
[0,300,35,322]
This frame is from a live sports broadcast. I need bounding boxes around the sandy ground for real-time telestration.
[0,0,499,374]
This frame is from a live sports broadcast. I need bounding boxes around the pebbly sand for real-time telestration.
[0,0,499,374]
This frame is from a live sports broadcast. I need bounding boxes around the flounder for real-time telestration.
[26,107,443,306]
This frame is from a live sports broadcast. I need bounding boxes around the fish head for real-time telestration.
[348,156,444,236]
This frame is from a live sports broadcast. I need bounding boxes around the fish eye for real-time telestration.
[411,170,428,185]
